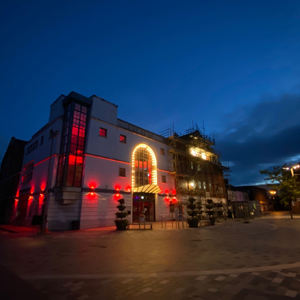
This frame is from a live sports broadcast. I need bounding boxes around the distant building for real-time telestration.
[10,91,228,230]
[0,137,27,224]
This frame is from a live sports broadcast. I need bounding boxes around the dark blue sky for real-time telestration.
[1,0,300,185]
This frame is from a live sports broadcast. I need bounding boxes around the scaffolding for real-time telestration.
[160,123,229,214]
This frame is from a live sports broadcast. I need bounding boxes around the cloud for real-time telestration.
[215,93,300,185]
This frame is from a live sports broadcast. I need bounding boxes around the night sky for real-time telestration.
[1,0,300,186]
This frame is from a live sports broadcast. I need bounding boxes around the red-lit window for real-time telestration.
[119,168,126,177]
[99,128,107,137]
[160,148,165,155]
[120,135,126,143]
[162,175,166,183]
[21,162,34,184]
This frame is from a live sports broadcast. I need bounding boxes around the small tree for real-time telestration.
[187,197,199,228]
[260,165,300,219]
[206,199,215,225]
[114,198,129,230]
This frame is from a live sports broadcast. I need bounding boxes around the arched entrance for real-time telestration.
[131,144,160,222]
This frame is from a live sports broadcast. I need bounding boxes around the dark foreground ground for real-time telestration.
[1,212,300,300]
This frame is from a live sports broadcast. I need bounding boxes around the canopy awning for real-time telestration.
[133,184,161,194]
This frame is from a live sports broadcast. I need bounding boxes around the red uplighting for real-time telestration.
[126,186,131,192]
[40,182,46,192]
[30,186,35,194]
[113,193,122,201]
[89,182,97,189]
[88,184,97,199]
[172,190,176,195]
[115,185,121,192]
[165,189,169,195]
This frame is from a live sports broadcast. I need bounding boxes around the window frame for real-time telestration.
[120,134,127,143]
[162,175,167,183]
[99,127,107,138]
[119,167,126,177]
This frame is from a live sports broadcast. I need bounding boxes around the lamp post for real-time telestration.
[41,129,58,234]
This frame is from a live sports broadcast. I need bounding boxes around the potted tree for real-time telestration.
[114,198,129,230]
[206,199,215,225]
[187,197,199,228]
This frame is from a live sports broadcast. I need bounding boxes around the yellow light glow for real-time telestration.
[269,190,276,195]
[132,144,157,190]
[190,147,208,160]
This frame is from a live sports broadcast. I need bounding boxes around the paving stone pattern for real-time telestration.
[28,268,300,300]
[2,218,300,299]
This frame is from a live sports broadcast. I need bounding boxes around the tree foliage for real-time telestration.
[260,165,300,218]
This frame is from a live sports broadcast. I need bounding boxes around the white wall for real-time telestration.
[90,95,118,126]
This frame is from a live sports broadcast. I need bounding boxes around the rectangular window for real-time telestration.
[162,175,166,183]
[197,164,200,171]
[203,182,206,190]
[160,148,165,155]
[120,134,126,143]
[99,128,107,137]
[209,182,212,190]
[198,181,201,189]
[119,168,126,177]
[191,162,194,169]
[40,136,44,145]
[21,162,34,184]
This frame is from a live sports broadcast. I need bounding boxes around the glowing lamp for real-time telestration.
[89,185,96,196]
[172,190,176,195]
[165,189,169,195]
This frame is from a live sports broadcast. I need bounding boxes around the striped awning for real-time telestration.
[133,184,161,194]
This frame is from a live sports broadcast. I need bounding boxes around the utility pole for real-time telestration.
[41,129,58,234]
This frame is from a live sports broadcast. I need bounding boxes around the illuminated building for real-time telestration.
[11,92,228,230]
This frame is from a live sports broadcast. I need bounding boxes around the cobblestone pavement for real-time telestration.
[1,218,300,299]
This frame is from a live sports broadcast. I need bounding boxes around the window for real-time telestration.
[56,102,87,187]
[160,148,165,155]
[134,147,152,187]
[162,175,166,183]
[26,140,38,154]
[21,162,34,184]
[119,168,126,177]
[203,182,206,190]
[198,181,201,189]
[99,128,107,137]
[197,164,201,171]
[120,134,126,143]
[191,162,194,169]
[40,136,44,145]
[209,182,212,190]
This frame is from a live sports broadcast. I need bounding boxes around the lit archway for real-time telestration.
[131,144,157,190]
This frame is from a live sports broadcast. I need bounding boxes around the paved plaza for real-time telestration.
[1,215,300,299]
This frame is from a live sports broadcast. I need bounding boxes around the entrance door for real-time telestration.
[132,193,155,223]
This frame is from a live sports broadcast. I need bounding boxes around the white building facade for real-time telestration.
[15,92,174,230]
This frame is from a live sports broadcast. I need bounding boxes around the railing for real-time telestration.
[161,216,167,229]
